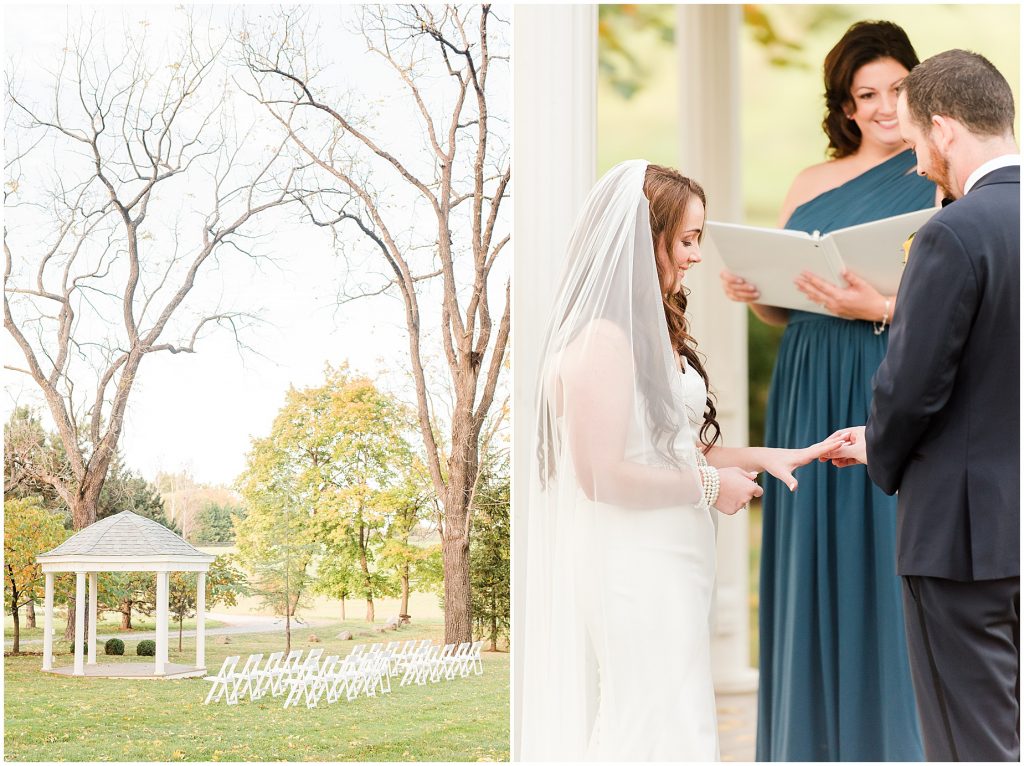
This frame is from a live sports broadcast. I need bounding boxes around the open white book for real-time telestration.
[703,207,938,315]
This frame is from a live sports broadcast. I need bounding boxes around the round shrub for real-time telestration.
[136,639,156,656]
[104,638,125,656]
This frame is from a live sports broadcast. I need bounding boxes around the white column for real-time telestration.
[676,4,758,693]
[511,6,598,759]
[155,571,169,676]
[196,572,206,670]
[87,572,98,665]
[42,572,54,671]
[73,572,85,676]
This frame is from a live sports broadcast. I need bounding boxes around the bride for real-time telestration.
[519,160,844,760]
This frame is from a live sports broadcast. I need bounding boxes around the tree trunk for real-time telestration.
[285,609,291,655]
[340,598,346,621]
[400,564,410,619]
[359,545,374,623]
[64,603,75,641]
[11,600,20,654]
[120,601,133,630]
[442,524,473,644]
[490,592,498,651]
[26,599,36,629]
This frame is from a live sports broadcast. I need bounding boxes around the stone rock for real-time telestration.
[384,617,399,631]
[336,630,353,641]
[373,625,386,633]
[216,635,232,645]
[308,634,320,643]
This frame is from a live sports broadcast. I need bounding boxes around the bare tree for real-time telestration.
[4,10,300,636]
[241,5,509,643]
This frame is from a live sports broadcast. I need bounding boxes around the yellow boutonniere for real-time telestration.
[902,231,916,265]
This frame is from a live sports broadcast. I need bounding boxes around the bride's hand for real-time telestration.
[714,467,763,516]
[760,436,848,491]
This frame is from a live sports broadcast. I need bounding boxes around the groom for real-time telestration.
[824,50,1020,761]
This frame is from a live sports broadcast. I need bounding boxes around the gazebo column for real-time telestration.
[73,572,85,676]
[196,572,206,670]
[87,572,98,665]
[155,571,169,676]
[511,5,597,758]
[676,4,759,694]
[42,572,54,671]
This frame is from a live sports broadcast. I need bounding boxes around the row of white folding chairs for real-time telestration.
[283,649,394,708]
[203,647,324,705]
[203,639,484,706]
[347,639,430,677]
[397,640,484,686]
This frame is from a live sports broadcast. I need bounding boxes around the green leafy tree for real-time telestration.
[377,470,443,621]
[4,497,68,652]
[236,444,318,655]
[295,367,414,623]
[469,464,510,651]
[96,572,155,631]
[160,556,248,650]
[191,502,245,544]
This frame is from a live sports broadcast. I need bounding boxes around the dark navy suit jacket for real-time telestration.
[866,165,1020,581]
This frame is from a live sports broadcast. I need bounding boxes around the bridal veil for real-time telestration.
[519,159,709,759]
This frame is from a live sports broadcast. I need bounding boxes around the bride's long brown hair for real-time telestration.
[643,164,722,452]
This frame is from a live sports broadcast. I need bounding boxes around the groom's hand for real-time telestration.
[819,426,867,466]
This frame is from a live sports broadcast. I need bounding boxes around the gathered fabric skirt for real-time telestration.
[756,312,924,761]
[576,496,719,761]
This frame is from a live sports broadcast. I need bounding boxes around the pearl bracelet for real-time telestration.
[699,465,720,510]
[695,451,720,510]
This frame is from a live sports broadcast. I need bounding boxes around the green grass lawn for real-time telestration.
[4,621,509,762]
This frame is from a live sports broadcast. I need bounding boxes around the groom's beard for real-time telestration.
[927,141,958,200]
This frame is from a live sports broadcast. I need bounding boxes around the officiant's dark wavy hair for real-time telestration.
[644,164,721,453]
[823,21,920,158]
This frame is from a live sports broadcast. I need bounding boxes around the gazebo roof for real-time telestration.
[37,511,214,572]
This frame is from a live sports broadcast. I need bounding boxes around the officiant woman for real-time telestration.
[720,21,936,761]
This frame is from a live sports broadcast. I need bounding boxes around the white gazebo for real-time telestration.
[36,511,215,679]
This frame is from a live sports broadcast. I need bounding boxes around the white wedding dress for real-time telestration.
[519,160,720,761]
[573,358,718,760]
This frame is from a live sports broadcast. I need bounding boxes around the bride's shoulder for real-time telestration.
[560,318,630,373]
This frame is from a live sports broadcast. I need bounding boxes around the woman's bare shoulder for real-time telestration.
[778,158,853,226]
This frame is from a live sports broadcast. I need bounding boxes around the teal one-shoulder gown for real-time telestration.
[756,150,935,761]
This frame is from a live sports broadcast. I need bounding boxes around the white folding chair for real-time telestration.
[250,651,283,700]
[302,654,338,708]
[230,652,263,700]
[203,655,240,705]
[324,655,361,703]
[429,643,456,682]
[282,649,324,709]
[468,640,484,675]
[399,644,432,687]
[444,642,471,680]
[269,649,303,696]
[361,651,393,697]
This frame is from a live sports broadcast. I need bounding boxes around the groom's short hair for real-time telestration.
[901,49,1015,138]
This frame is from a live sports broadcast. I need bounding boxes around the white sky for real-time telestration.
[3,4,510,487]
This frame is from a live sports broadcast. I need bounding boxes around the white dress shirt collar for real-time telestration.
[964,153,1021,195]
